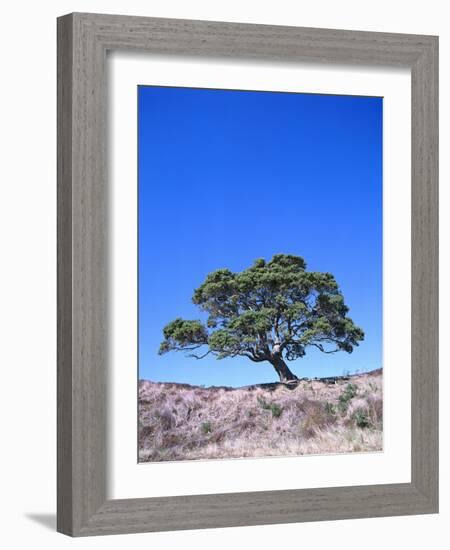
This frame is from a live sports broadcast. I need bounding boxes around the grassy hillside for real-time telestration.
[139,370,382,462]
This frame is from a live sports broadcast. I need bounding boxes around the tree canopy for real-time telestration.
[159,254,364,382]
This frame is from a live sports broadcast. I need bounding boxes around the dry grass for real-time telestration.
[139,369,383,462]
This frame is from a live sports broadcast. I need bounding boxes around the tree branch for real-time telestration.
[229,351,266,363]
[187,349,216,360]
[169,344,205,353]
[309,343,339,354]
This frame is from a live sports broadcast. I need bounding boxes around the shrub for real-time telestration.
[338,383,358,413]
[344,383,358,399]
[257,397,283,417]
[201,421,212,434]
[354,410,370,429]
[338,400,347,413]
[270,403,283,418]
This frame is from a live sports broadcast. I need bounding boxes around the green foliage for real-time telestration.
[158,318,208,355]
[201,421,212,434]
[158,254,364,379]
[338,383,358,413]
[354,410,370,429]
[257,397,283,418]
[324,402,336,416]
[270,403,283,418]
[344,383,358,399]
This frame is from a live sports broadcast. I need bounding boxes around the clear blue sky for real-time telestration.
[138,86,382,386]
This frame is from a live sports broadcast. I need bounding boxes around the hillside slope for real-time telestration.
[139,370,382,462]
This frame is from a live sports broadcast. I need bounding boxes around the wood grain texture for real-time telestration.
[57,12,439,536]
[57,13,74,535]
[410,36,439,506]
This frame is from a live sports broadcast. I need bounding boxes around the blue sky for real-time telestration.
[138,86,382,386]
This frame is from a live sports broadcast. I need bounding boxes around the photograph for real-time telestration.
[137,85,383,462]
[0,0,442,542]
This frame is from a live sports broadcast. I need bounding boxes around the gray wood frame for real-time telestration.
[57,12,438,537]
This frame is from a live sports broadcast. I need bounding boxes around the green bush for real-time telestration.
[344,383,358,399]
[354,410,370,429]
[257,397,283,417]
[201,421,212,434]
[338,383,358,413]
[270,403,283,418]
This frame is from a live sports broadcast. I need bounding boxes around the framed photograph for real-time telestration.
[57,13,438,536]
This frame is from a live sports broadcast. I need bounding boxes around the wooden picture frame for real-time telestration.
[57,12,438,536]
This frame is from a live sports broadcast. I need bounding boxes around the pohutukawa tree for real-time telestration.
[159,254,364,383]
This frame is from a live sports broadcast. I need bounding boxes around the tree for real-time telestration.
[159,254,364,383]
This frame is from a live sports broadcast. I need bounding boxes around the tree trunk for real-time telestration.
[270,356,298,383]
